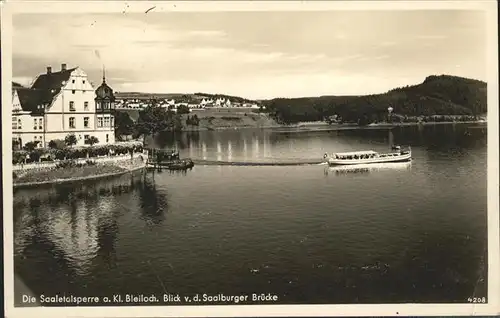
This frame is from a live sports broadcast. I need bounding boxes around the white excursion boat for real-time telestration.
[323,146,412,166]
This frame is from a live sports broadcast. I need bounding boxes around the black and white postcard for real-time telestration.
[2,1,499,317]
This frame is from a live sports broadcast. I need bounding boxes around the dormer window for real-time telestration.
[72,90,75,94]
[72,79,75,84]
[83,80,86,84]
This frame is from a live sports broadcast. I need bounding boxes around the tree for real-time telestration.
[23,141,38,151]
[88,136,99,146]
[113,110,135,139]
[65,134,78,147]
[357,114,372,126]
[186,114,199,126]
[191,114,200,126]
[176,104,191,115]
[48,139,66,149]
[173,114,183,132]
[12,139,20,150]
[135,104,174,145]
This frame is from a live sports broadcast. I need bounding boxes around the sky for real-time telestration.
[12,10,487,99]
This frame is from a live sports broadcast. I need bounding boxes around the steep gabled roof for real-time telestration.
[15,87,46,114]
[30,67,77,105]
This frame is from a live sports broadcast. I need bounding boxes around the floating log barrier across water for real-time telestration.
[192,159,325,166]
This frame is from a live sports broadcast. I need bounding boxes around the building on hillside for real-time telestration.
[12,64,116,148]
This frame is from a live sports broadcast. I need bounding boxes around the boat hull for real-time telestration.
[146,159,195,170]
[327,152,412,166]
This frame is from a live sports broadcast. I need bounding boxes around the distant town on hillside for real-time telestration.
[12,73,487,127]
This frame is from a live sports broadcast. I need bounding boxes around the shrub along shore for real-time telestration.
[13,141,144,165]
[12,141,146,187]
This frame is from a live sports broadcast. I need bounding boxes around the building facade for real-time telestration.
[12,64,116,148]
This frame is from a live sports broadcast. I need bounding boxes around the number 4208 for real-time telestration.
[468,297,486,303]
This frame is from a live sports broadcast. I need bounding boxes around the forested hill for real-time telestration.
[263,75,487,124]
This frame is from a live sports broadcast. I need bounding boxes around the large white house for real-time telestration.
[12,64,116,148]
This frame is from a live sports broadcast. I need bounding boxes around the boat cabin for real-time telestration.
[147,148,180,163]
[332,150,378,160]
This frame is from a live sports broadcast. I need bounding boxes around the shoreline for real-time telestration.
[181,120,486,133]
[13,161,146,189]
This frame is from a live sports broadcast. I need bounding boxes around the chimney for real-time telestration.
[47,66,52,74]
[61,63,67,71]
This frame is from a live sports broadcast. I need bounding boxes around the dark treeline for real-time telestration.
[263,75,487,125]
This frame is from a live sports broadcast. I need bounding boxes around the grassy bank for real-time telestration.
[13,158,145,187]
[182,108,279,131]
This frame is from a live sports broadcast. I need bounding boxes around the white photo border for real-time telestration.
[2,1,499,317]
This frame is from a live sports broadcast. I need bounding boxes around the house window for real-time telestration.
[110,116,114,127]
[69,117,75,129]
[97,117,103,127]
[38,118,43,130]
[18,119,22,129]
[69,101,75,111]
[84,101,89,110]
[84,135,90,144]
[33,118,38,130]
[104,116,110,127]
[72,79,75,84]
[83,80,86,84]
[84,117,89,128]
[106,134,109,143]
[12,117,17,130]
[72,90,76,94]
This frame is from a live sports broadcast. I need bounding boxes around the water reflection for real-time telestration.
[145,124,486,164]
[14,175,145,275]
[13,172,168,285]
[216,140,222,161]
[202,141,207,159]
[243,138,248,160]
[253,135,259,158]
[388,130,394,147]
[138,177,169,225]
[324,161,413,177]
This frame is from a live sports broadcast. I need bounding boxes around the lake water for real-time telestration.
[13,123,488,305]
